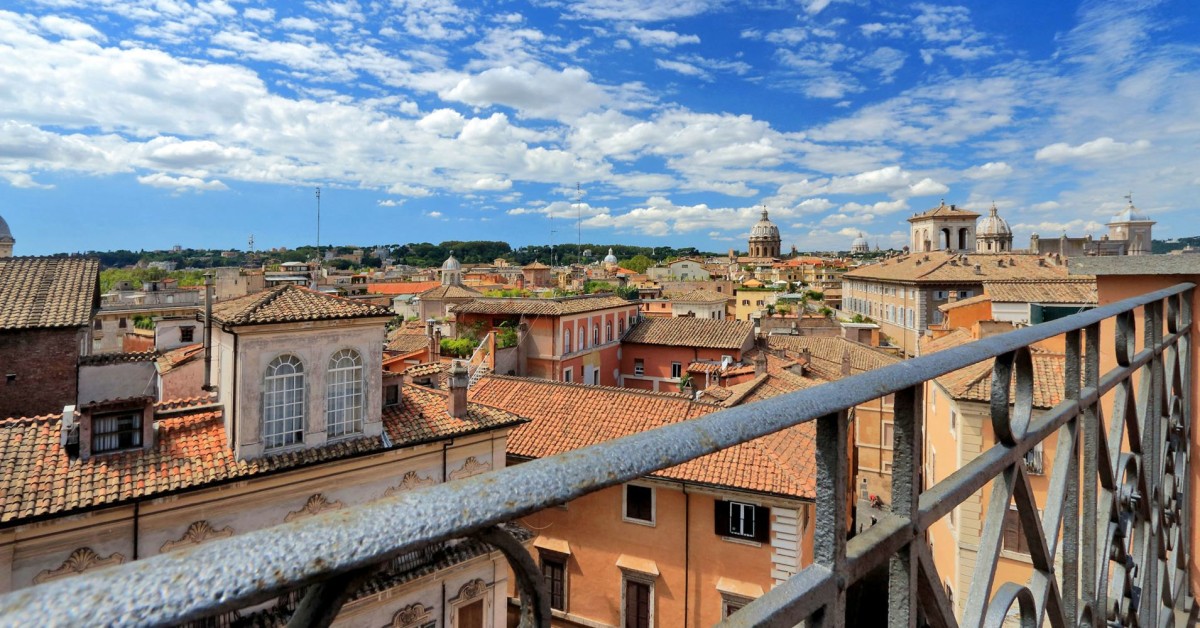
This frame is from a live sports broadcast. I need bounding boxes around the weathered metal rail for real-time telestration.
[0,283,1193,627]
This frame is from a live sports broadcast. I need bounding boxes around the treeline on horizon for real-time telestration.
[51,240,723,270]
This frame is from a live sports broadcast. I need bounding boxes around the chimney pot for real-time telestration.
[447,360,470,418]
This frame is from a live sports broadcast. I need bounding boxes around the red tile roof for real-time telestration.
[983,279,1097,304]
[155,343,205,374]
[906,201,980,221]
[0,389,523,526]
[387,330,430,354]
[211,284,392,326]
[844,253,1073,284]
[451,294,633,316]
[0,257,99,330]
[471,376,817,499]
[623,317,754,350]
[365,281,441,296]
[765,336,900,380]
[935,353,1066,409]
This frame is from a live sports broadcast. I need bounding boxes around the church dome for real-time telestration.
[749,209,780,240]
[603,248,618,264]
[977,205,1011,236]
[1110,204,1151,223]
[0,213,12,243]
[441,252,461,271]
[851,233,868,248]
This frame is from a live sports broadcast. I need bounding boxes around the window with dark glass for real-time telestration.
[624,484,653,523]
[92,410,142,453]
[542,556,567,611]
[624,579,651,628]
[180,326,194,343]
[714,500,770,541]
[671,362,682,379]
[118,317,127,329]
[1002,508,1031,555]
[634,359,644,376]
[384,384,400,407]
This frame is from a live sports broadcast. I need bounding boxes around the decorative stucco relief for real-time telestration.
[33,547,126,584]
[390,603,432,627]
[448,456,491,481]
[160,520,235,553]
[285,493,345,522]
[384,470,436,497]
[456,577,488,601]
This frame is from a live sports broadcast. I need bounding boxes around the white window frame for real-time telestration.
[563,327,571,355]
[577,325,586,351]
[634,359,645,376]
[326,349,364,438]
[622,483,656,526]
[727,501,757,539]
[621,573,655,628]
[671,362,682,379]
[593,324,600,345]
[263,354,305,450]
[563,367,573,383]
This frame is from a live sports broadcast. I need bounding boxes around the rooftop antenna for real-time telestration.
[1124,191,1134,207]
[314,186,322,289]
[575,182,583,265]
[248,233,255,253]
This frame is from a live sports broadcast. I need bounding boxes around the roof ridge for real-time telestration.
[722,374,770,406]
[479,374,712,403]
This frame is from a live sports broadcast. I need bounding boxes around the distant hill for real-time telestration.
[1153,237,1200,254]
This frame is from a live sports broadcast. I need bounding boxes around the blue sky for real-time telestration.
[1,0,1197,255]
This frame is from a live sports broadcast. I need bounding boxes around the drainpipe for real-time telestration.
[202,273,214,392]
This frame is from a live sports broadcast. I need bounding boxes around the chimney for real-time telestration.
[753,351,767,375]
[202,273,215,391]
[973,264,982,275]
[447,360,469,418]
[841,346,853,378]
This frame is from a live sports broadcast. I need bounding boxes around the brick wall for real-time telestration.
[0,328,80,419]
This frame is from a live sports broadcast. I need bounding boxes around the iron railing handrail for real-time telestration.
[0,282,1192,626]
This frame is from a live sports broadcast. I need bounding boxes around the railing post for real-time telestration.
[1081,322,1100,627]
[888,385,923,627]
[813,411,848,627]
[1139,299,1163,627]
[1061,329,1081,625]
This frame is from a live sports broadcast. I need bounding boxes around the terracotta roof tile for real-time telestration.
[844,253,1073,284]
[451,294,633,316]
[417,284,482,300]
[210,285,392,326]
[623,317,754,350]
[155,343,206,374]
[906,202,980,221]
[0,389,521,526]
[365,281,440,296]
[471,376,816,499]
[79,351,159,366]
[935,353,1066,409]
[0,257,99,329]
[938,293,992,312]
[667,289,728,303]
[765,336,900,381]
[920,328,974,355]
[983,279,1097,304]
[387,330,430,354]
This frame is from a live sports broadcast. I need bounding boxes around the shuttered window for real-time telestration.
[714,500,770,542]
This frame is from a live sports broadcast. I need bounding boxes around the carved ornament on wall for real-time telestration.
[448,456,492,481]
[284,493,345,522]
[33,547,126,584]
[160,520,235,553]
[384,471,437,497]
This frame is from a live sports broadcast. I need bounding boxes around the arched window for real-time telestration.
[593,324,600,345]
[618,317,625,335]
[606,322,613,342]
[578,325,586,351]
[264,355,305,449]
[563,328,571,354]
[326,349,364,438]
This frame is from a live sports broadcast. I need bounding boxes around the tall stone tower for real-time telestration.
[0,213,13,258]
[975,204,1013,253]
[748,209,781,259]
[1107,197,1155,256]
[908,201,979,253]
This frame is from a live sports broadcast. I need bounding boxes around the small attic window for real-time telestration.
[92,410,143,453]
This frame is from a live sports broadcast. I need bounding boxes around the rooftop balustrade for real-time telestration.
[0,282,1194,627]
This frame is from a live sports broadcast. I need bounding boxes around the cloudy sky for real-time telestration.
[1,0,1197,255]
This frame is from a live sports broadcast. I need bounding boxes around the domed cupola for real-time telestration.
[603,248,618,266]
[1106,194,1155,256]
[0,213,13,258]
[747,208,781,259]
[975,204,1013,253]
[440,252,462,285]
[851,232,869,254]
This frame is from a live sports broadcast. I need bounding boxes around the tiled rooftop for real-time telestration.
[765,335,900,381]
[983,279,1098,304]
[906,201,980,221]
[623,317,754,350]
[365,281,441,296]
[935,352,1066,409]
[211,285,392,326]
[0,388,522,526]
[471,376,817,499]
[155,343,204,374]
[666,289,729,303]
[417,284,482,300]
[0,257,99,330]
[844,253,1074,283]
[920,328,975,355]
[386,330,430,354]
[451,294,633,316]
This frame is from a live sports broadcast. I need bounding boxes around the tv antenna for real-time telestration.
[248,234,255,253]
[575,183,583,264]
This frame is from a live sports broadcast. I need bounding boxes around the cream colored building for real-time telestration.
[0,284,528,627]
[909,202,979,253]
[842,253,1074,356]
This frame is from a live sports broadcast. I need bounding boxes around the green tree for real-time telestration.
[618,254,654,273]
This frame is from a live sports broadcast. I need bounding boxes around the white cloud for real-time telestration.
[472,176,512,191]
[628,26,700,48]
[441,66,610,120]
[0,171,54,189]
[427,210,443,217]
[38,15,104,41]
[137,172,228,191]
[963,161,1012,180]
[377,199,403,207]
[904,177,948,197]
[243,8,275,21]
[1034,137,1152,163]
[279,16,320,31]
[563,0,724,22]
[656,59,708,80]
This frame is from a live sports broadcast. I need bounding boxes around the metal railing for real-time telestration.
[0,283,1194,627]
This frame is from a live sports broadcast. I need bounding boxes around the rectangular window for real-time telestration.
[118,317,127,329]
[563,368,573,383]
[1002,507,1032,555]
[671,362,682,379]
[882,422,894,449]
[179,326,195,343]
[384,384,400,407]
[624,484,654,524]
[92,410,142,453]
[1024,442,1045,475]
[950,410,957,435]
[714,500,770,541]
[624,579,652,628]
[542,556,567,611]
[634,359,644,376]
